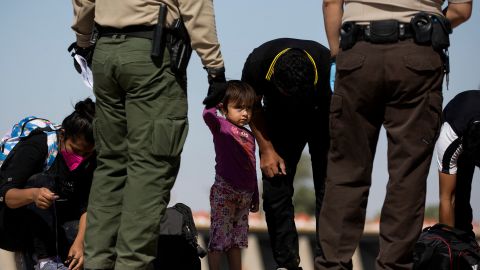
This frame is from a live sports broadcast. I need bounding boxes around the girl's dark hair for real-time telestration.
[62,98,95,145]
[221,80,257,109]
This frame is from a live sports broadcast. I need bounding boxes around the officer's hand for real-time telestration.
[260,149,286,178]
[32,187,58,209]
[203,71,227,109]
[68,42,94,72]
[329,57,336,92]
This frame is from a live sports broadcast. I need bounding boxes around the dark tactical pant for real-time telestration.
[454,154,477,236]
[315,40,444,270]
[263,103,330,269]
[85,36,188,270]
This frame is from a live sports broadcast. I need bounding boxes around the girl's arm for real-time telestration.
[203,107,221,132]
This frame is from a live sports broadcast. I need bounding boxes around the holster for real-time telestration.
[151,3,168,62]
[167,19,192,75]
[431,14,452,51]
[411,12,452,50]
[339,22,358,50]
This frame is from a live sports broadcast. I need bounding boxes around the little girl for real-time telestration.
[203,80,259,270]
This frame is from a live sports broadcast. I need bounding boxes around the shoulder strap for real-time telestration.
[173,203,198,243]
[44,131,59,170]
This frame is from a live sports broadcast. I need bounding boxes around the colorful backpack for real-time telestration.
[0,116,59,170]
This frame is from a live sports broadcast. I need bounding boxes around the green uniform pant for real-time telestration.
[85,35,188,270]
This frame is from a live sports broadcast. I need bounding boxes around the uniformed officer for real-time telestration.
[242,38,331,270]
[71,1,225,269]
[437,90,480,237]
[317,0,472,269]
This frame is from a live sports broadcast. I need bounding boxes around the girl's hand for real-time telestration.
[250,202,259,213]
[66,239,84,270]
[32,188,58,209]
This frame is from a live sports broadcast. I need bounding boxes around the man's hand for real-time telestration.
[66,238,84,270]
[250,201,259,213]
[203,68,227,108]
[32,187,58,209]
[68,42,94,72]
[260,149,287,178]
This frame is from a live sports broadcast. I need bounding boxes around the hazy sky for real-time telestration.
[1,1,479,220]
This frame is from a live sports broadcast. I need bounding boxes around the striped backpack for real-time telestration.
[0,116,59,170]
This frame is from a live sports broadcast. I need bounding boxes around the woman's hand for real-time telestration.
[32,187,58,209]
[66,239,84,270]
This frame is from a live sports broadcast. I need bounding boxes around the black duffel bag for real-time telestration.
[153,203,206,270]
[413,223,480,270]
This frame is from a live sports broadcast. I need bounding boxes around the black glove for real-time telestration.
[68,42,94,73]
[203,69,227,109]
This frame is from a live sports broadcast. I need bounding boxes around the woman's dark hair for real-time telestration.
[271,49,315,96]
[463,120,480,162]
[62,98,95,145]
[221,80,257,109]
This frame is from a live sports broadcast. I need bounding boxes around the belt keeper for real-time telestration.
[364,25,371,40]
[399,24,406,39]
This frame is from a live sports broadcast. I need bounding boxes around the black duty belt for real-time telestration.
[96,24,155,39]
[340,20,416,50]
[354,21,414,42]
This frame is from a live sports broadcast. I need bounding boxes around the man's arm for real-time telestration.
[445,1,472,28]
[439,172,457,226]
[71,0,96,48]
[323,0,344,57]
[177,0,224,69]
[249,101,286,178]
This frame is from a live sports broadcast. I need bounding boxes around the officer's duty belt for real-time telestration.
[354,21,414,42]
[340,20,415,50]
[97,25,155,39]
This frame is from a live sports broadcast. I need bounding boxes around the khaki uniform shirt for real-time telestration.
[343,0,472,23]
[72,0,224,69]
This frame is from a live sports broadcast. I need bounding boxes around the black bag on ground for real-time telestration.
[154,203,206,270]
[413,223,480,270]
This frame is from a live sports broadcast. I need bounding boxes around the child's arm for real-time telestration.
[202,107,221,132]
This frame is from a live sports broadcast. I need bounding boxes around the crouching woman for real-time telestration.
[0,98,96,270]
